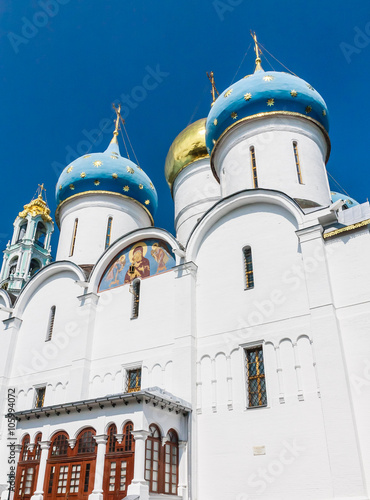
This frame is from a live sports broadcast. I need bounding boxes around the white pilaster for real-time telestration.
[30,441,50,500]
[178,440,188,499]
[88,434,108,500]
[126,430,150,500]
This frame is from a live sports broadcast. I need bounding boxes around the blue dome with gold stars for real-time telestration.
[206,68,329,156]
[55,139,158,219]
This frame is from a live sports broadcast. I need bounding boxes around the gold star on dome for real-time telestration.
[306,83,315,91]
[59,185,62,190]
[123,185,129,192]
[224,89,233,98]
[126,166,135,174]
[93,160,102,167]
[80,172,86,178]
[322,109,327,116]
[94,180,100,186]
[83,155,91,159]
[66,165,73,173]
[243,75,251,79]
[145,200,150,205]
[69,184,75,190]
[263,75,274,82]
[231,111,238,119]
[110,155,118,160]
[244,93,252,101]
[213,119,218,126]
[112,173,118,179]
[150,182,154,190]
[290,90,298,97]
[139,184,143,189]
[267,98,274,106]
[212,139,216,144]
[305,105,312,114]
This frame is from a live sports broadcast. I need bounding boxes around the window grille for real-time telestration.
[77,430,96,454]
[105,217,113,249]
[245,346,267,407]
[34,387,46,408]
[69,218,78,257]
[131,279,140,319]
[293,141,303,184]
[46,306,56,342]
[126,368,141,393]
[250,146,258,188]
[243,247,254,289]
[51,434,69,456]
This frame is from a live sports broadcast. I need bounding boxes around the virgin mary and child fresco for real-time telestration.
[99,239,175,292]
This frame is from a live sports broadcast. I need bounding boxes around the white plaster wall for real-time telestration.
[173,158,221,245]
[56,193,152,264]
[213,116,331,207]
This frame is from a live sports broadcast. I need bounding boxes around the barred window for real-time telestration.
[164,430,178,495]
[245,346,267,407]
[250,146,258,188]
[46,306,56,342]
[126,368,141,393]
[243,246,254,289]
[131,279,140,319]
[21,435,30,461]
[293,141,303,184]
[34,387,46,408]
[145,424,161,493]
[105,216,113,249]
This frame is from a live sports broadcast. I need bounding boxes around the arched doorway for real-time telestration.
[44,429,96,500]
[14,433,41,500]
[103,422,135,500]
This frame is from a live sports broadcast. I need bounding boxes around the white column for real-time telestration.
[88,434,107,500]
[126,430,150,500]
[30,441,50,500]
[178,441,188,499]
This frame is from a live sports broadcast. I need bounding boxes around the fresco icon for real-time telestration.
[99,239,175,292]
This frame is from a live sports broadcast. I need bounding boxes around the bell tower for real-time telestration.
[0,185,54,295]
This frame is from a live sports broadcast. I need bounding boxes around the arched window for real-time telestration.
[104,422,135,499]
[35,222,46,248]
[30,259,41,277]
[164,430,178,495]
[34,433,42,461]
[69,218,78,257]
[250,146,258,188]
[21,435,30,461]
[131,279,140,319]
[293,141,303,184]
[145,424,161,493]
[105,216,113,249]
[51,434,69,457]
[78,430,96,454]
[9,257,18,277]
[17,222,27,242]
[243,246,254,289]
[46,306,56,342]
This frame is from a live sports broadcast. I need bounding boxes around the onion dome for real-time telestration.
[55,137,158,220]
[164,118,209,191]
[206,67,329,156]
[331,191,359,208]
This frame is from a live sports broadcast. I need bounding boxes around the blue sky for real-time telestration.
[0,0,369,255]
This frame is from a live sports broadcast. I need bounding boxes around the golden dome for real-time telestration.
[164,118,209,190]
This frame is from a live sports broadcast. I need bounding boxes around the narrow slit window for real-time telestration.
[245,346,267,407]
[46,306,56,342]
[243,246,254,289]
[69,218,78,257]
[105,216,113,249]
[131,279,140,319]
[250,146,258,188]
[293,141,303,184]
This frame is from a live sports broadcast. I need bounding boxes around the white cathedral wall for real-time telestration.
[213,117,331,208]
[190,203,368,499]
[56,194,152,264]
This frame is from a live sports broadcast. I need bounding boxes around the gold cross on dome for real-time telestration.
[206,71,220,105]
[112,103,122,137]
[38,183,46,198]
